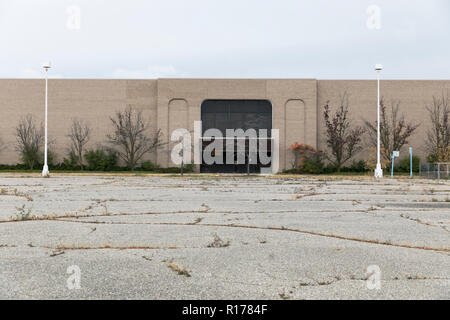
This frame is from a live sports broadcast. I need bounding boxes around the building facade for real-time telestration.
[0,78,449,172]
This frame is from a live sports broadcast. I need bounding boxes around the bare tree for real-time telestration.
[425,93,450,162]
[15,114,44,169]
[107,106,162,170]
[67,118,91,169]
[364,98,419,163]
[323,92,365,172]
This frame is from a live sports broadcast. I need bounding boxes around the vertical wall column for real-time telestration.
[156,97,170,167]
[285,99,306,169]
[167,99,189,167]
[270,98,286,172]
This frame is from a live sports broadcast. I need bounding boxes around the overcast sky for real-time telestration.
[1,0,449,79]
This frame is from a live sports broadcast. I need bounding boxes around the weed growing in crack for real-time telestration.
[278,291,292,300]
[192,217,203,224]
[13,204,33,221]
[207,233,231,248]
[101,204,110,216]
[201,203,211,212]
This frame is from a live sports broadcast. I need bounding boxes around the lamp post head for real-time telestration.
[375,64,383,72]
[42,62,51,72]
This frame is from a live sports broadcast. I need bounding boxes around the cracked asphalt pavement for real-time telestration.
[0,174,449,299]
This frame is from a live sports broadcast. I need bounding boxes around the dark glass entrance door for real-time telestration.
[200,100,272,173]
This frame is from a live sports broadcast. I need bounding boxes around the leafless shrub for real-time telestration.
[364,98,419,163]
[107,106,162,170]
[67,118,91,169]
[425,93,450,162]
[15,114,44,169]
[323,92,365,171]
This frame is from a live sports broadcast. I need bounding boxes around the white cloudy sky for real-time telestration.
[0,0,449,79]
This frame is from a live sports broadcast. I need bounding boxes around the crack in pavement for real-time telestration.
[0,208,384,224]
[293,275,450,288]
[399,213,450,233]
[38,218,450,253]
[0,244,191,251]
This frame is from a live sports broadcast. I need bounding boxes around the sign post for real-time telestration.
[391,151,400,179]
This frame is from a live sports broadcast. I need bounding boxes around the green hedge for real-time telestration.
[394,156,420,173]
[0,160,195,174]
[282,160,370,175]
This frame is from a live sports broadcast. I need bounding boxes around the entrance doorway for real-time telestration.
[200,100,272,173]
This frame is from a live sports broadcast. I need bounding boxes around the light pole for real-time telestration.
[42,62,51,177]
[374,64,383,179]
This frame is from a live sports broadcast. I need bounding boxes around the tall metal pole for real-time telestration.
[409,147,413,178]
[180,145,184,177]
[374,64,383,179]
[42,63,50,177]
[377,72,380,169]
[390,152,395,179]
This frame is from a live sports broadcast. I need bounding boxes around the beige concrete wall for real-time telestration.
[317,80,450,164]
[1,78,448,171]
[266,79,317,170]
[0,79,157,165]
[156,79,317,170]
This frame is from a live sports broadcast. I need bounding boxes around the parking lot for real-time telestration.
[0,174,449,299]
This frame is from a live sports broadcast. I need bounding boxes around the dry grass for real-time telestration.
[167,260,191,277]
[0,188,33,201]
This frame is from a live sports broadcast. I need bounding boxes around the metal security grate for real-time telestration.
[419,162,450,179]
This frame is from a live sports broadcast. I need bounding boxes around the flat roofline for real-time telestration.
[0,77,316,81]
[0,77,448,81]
[317,78,450,81]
